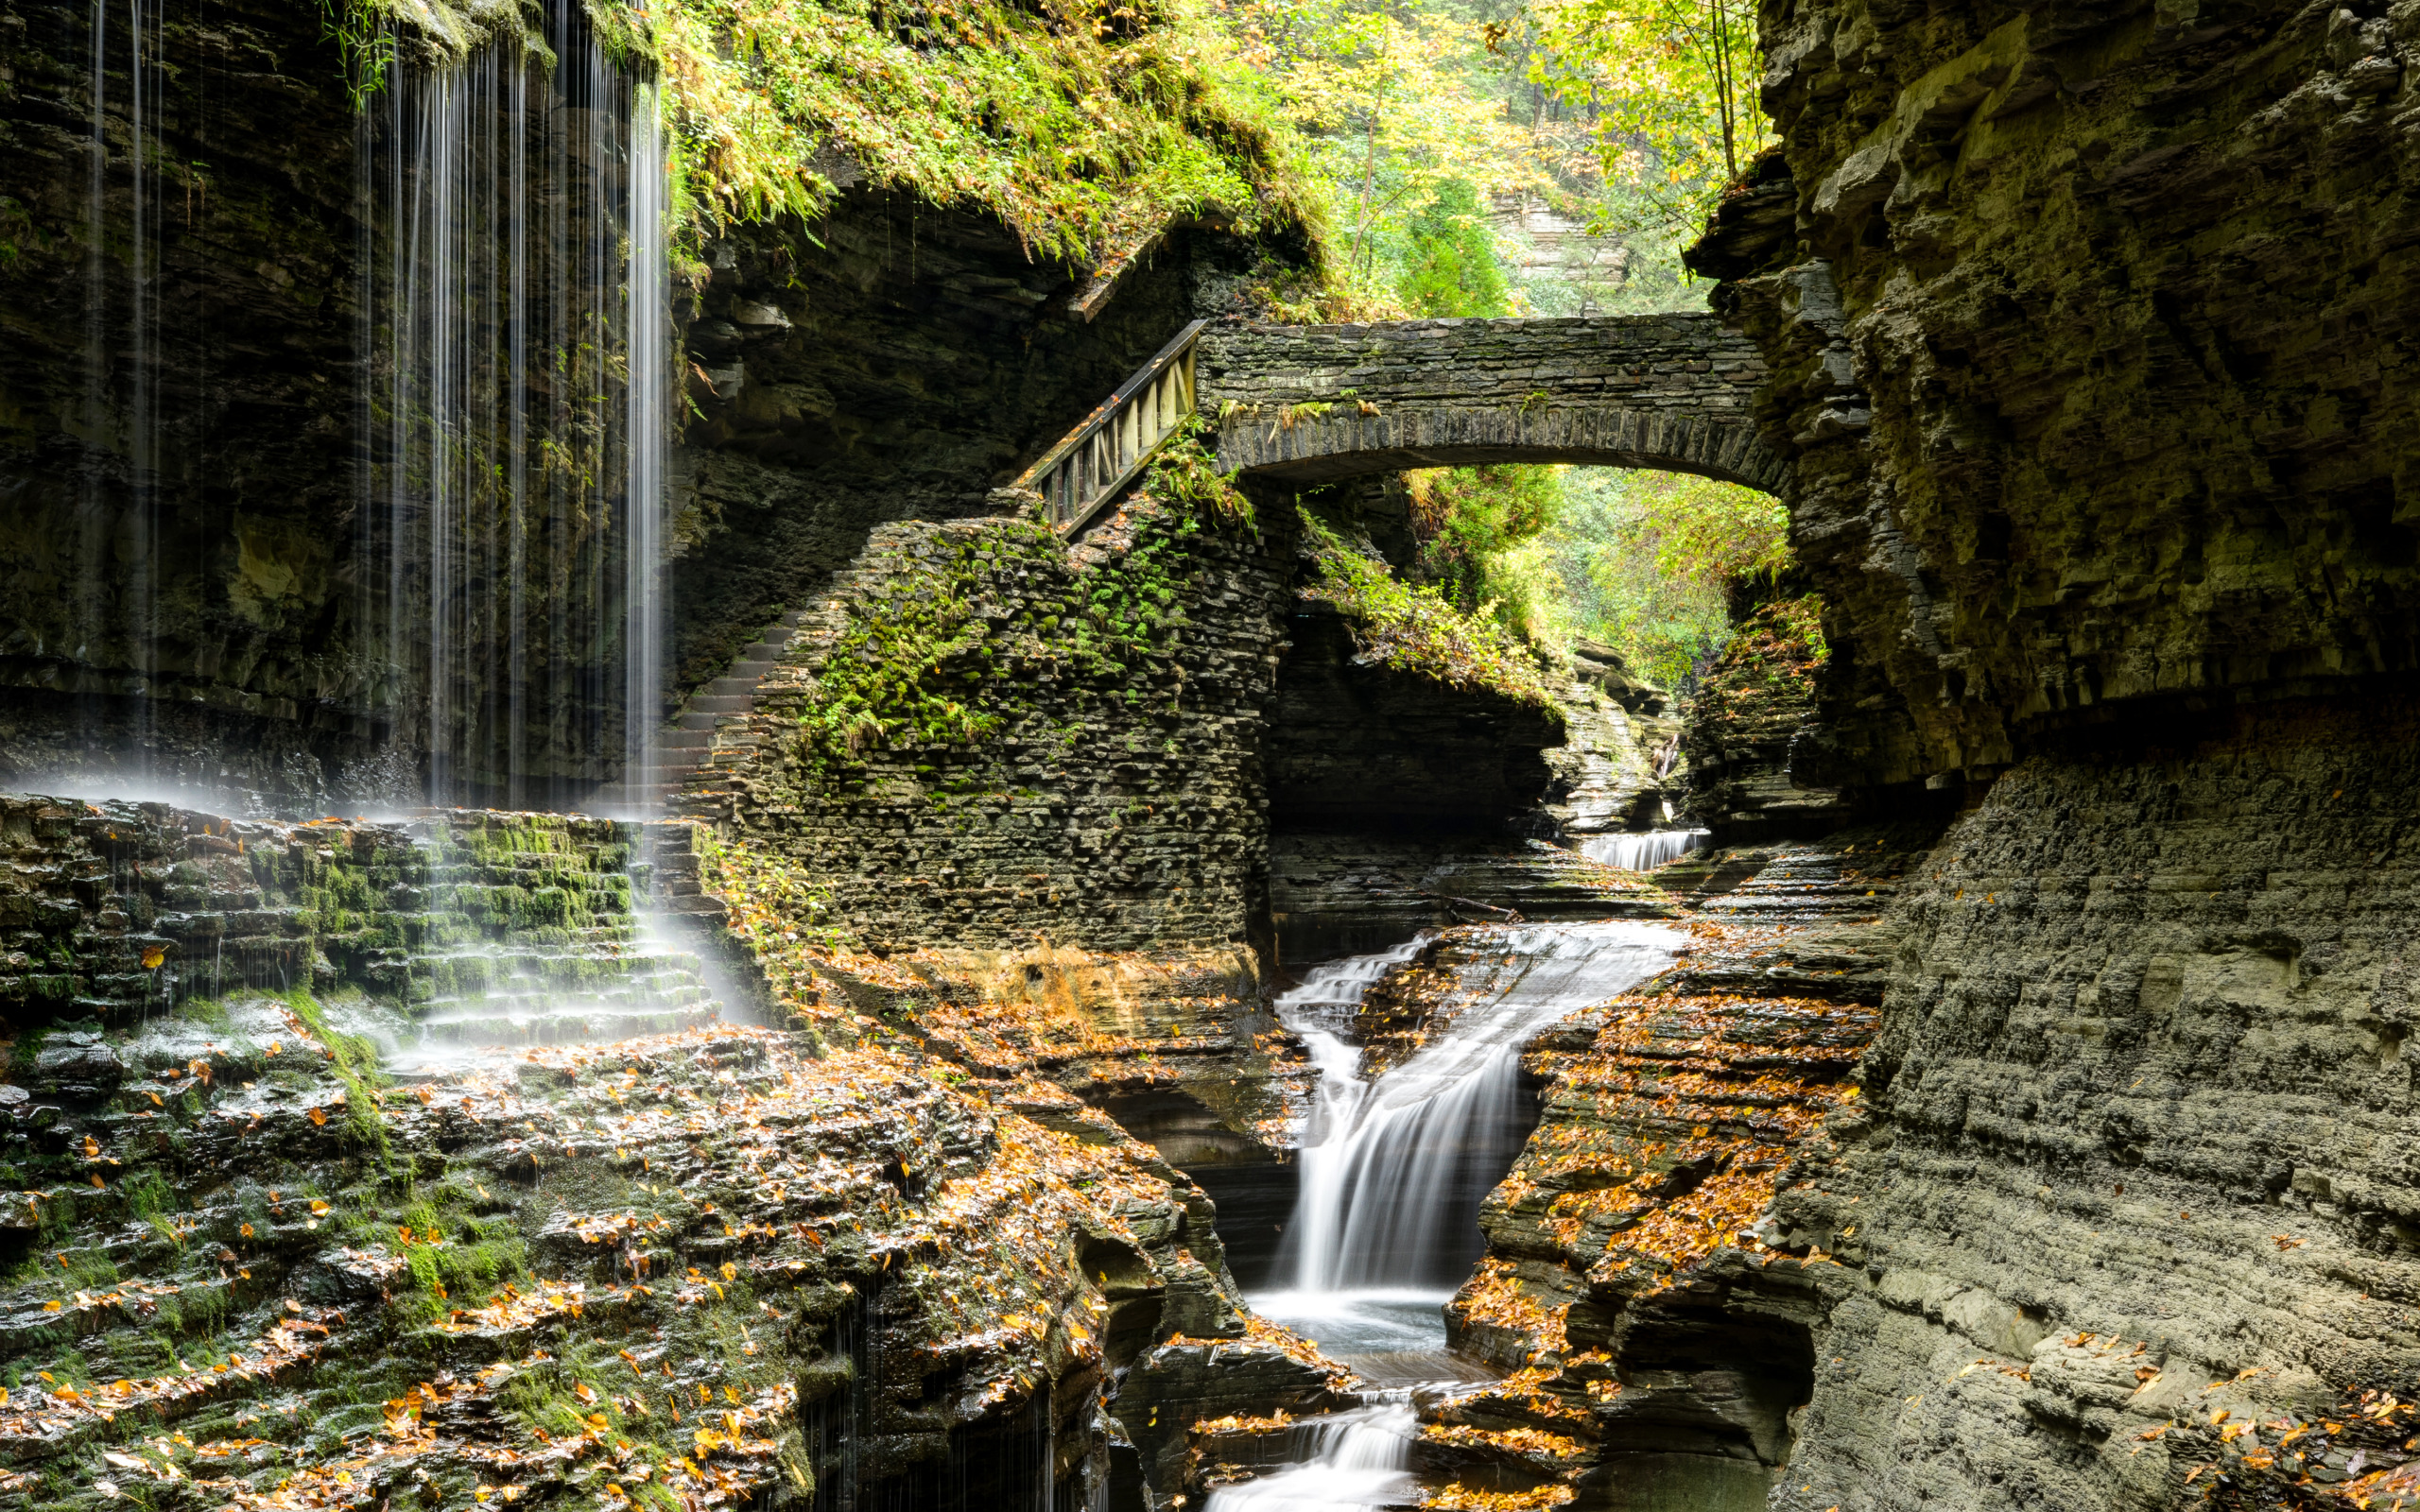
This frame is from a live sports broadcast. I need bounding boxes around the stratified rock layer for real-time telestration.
[1704,2,2420,788]
[1769,699,2420,1511]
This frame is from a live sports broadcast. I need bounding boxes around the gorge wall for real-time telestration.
[1605,0,2420,1506]
[1696,0,2420,793]
[0,0,1270,810]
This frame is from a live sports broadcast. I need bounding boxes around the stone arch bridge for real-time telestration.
[1197,313,1780,493]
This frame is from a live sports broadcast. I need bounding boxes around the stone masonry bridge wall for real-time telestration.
[1198,314,1783,491]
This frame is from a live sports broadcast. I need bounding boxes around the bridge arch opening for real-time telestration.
[1258,444,1796,965]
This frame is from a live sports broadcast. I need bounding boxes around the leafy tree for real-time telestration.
[1407,463,1560,625]
[1517,468,1788,688]
[1205,0,1532,310]
[1524,0,1768,238]
[1395,179,1512,316]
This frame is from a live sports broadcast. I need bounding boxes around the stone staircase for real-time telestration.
[589,609,805,814]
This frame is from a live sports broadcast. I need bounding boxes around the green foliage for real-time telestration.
[1710,593,1828,696]
[1201,0,1737,317]
[1206,0,1525,315]
[1395,462,1789,692]
[1137,418,1255,530]
[796,490,1248,783]
[1512,468,1789,689]
[1296,507,1552,707]
[645,0,1323,260]
[1524,0,1769,239]
[1395,179,1510,317]
[328,0,1322,270]
[1405,464,1559,631]
[797,548,1012,771]
[316,0,395,109]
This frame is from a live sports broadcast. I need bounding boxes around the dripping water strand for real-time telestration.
[81,0,163,782]
[357,2,667,811]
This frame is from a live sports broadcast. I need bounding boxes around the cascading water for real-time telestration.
[1215,921,1681,1511]
[335,18,695,1053]
[622,81,669,816]
[1581,827,1710,871]
[77,0,166,786]
[1204,1403,1421,1512]
[356,6,670,812]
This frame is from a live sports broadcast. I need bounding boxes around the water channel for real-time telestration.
[1210,921,1683,1510]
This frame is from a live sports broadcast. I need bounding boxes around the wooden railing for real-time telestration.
[1012,318,1206,537]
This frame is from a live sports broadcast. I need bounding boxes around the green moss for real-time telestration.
[1295,507,1557,709]
[638,0,1325,262]
[795,484,1248,786]
[283,987,393,1163]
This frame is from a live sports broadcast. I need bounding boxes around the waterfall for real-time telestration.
[356,4,670,811]
[1228,922,1679,1510]
[1580,827,1710,871]
[1268,922,1682,1300]
[1201,1402,1419,1512]
[623,82,669,816]
[78,0,165,781]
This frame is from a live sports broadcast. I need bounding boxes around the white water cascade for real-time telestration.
[356,5,671,811]
[1217,921,1681,1511]
[1581,827,1711,871]
[1203,1402,1421,1512]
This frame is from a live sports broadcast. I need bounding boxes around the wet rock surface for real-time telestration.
[0,794,1352,1512]
[1268,833,1668,967]
[0,796,705,1038]
[1265,606,1563,829]
[1399,833,1920,1511]
[0,1009,1259,1512]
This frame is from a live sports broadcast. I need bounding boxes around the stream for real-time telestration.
[1211,921,1682,1510]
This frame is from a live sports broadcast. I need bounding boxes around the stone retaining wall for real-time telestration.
[674,501,1291,954]
[0,796,668,1030]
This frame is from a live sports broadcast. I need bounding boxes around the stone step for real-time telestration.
[691,693,751,714]
[704,677,753,697]
[663,727,715,747]
[733,653,780,672]
[584,785,683,811]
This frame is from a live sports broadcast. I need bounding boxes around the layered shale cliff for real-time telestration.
[0,796,1356,1512]
[1605,1,2420,1507]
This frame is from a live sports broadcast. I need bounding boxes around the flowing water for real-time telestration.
[1215,921,1683,1510]
[355,4,670,811]
[1203,1401,1422,1512]
[79,0,165,783]
[1581,827,1711,872]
